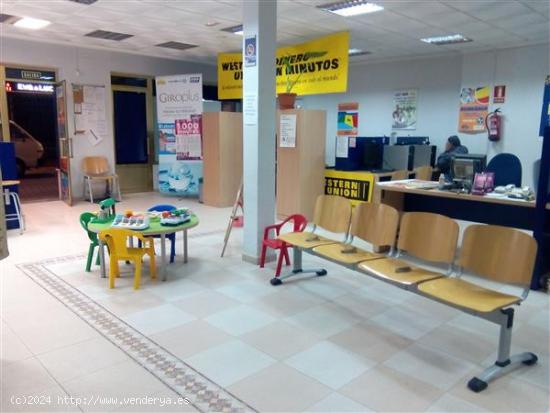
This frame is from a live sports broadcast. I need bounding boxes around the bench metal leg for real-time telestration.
[468,308,538,392]
[269,247,327,286]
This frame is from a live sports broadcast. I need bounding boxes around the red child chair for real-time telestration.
[260,214,308,277]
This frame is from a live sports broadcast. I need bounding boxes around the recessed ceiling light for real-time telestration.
[221,24,243,35]
[421,34,472,45]
[205,20,220,27]
[318,1,383,17]
[349,48,371,56]
[13,17,50,30]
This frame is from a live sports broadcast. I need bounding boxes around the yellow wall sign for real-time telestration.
[324,169,375,206]
[218,32,349,100]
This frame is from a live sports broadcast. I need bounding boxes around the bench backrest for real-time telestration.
[351,202,399,247]
[312,195,352,234]
[459,224,537,287]
[397,212,459,263]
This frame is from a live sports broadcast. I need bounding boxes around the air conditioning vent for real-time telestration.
[0,14,19,24]
[68,0,98,5]
[156,41,197,51]
[85,29,133,41]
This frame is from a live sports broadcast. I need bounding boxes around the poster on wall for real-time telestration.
[392,89,417,130]
[458,86,489,133]
[539,75,550,137]
[218,31,349,99]
[337,102,358,136]
[156,74,203,196]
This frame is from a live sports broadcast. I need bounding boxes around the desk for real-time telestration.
[88,215,199,281]
[378,180,550,286]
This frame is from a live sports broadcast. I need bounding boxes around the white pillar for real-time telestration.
[242,0,277,263]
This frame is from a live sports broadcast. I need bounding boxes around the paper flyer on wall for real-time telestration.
[156,74,203,196]
[392,89,417,130]
[337,102,358,136]
[458,86,489,133]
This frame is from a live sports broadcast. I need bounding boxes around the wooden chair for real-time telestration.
[312,202,399,266]
[418,224,538,392]
[98,228,156,290]
[391,169,409,181]
[82,156,122,204]
[278,195,352,250]
[414,165,433,181]
[357,212,459,289]
[273,195,352,285]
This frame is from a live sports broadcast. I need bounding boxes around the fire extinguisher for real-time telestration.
[485,108,502,141]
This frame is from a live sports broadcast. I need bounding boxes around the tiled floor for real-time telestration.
[1,193,549,412]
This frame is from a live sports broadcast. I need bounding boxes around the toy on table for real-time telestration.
[111,210,150,230]
[159,208,191,226]
[92,198,117,223]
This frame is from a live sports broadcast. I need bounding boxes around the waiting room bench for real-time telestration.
[275,195,539,392]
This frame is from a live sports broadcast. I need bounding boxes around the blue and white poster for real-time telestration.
[244,35,257,67]
[155,74,203,195]
[540,75,550,137]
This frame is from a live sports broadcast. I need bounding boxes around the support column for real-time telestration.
[242,0,277,263]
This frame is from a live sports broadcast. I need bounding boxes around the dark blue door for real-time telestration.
[113,91,148,164]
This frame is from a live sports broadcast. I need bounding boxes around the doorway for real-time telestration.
[2,69,59,203]
[111,74,154,193]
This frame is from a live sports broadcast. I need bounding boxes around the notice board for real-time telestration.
[72,84,108,146]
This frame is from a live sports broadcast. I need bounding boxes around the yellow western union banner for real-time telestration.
[218,31,349,100]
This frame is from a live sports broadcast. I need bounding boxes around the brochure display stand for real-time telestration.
[276,109,326,220]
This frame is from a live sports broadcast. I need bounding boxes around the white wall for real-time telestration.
[303,43,549,187]
[2,37,216,199]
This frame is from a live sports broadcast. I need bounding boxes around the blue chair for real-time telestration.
[146,204,176,263]
[486,153,522,187]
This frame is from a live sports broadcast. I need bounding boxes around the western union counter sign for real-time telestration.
[324,170,375,205]
[218,32,349,100]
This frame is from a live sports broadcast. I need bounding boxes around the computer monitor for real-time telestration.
[451,154,487,183]
[363,142,384,170]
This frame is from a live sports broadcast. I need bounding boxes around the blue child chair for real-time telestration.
[146,204,177,263]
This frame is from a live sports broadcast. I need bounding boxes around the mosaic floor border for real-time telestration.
[17,252,256,413]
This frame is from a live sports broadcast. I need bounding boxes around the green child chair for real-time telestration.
[80,212,101,272]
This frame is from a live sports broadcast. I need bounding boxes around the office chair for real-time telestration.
[486,153,522,187]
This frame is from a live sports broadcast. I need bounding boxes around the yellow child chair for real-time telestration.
[98,228,156,290]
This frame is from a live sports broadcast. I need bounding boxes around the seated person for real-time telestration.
[437,135,469,175]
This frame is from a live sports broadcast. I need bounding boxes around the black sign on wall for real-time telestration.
[325,177,371,202]
[5,67,56,82]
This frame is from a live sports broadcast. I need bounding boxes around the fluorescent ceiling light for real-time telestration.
[13,17,50,30]
[421,34,472,45]
[221,24,243,35]
[318,1,383,17]
[349,48,370,56]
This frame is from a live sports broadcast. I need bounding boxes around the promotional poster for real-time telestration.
[218,31,349,99]
[458,86,489,133]
[337,102,359,136]
[155,74,203,196]
[392,89,417,130]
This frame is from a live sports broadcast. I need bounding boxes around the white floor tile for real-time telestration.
[370,306,443,340]
[284,303,361,338]
[121,304,196,335]
[285,341,375,389]
[306,392,373,412]
[204,305,275,336]
[185,340,276,387]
